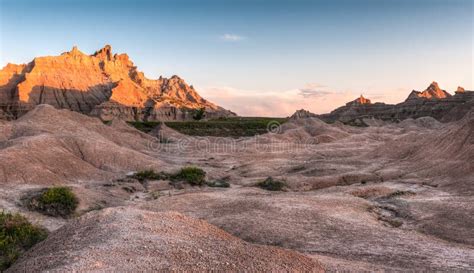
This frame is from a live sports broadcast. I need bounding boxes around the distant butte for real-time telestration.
[317,82,473,124]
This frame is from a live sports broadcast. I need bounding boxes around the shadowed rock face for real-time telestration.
[318,82,474,124]
[0,45,235,121]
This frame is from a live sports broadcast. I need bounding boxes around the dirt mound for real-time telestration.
[398,116,442,129]
[8,207,323,272]
[375,110,474,193]
[148,121,187,142]
[0,105,163,185]
[383,110,473,162]
[140,188,474,271]
[260,117,349,144]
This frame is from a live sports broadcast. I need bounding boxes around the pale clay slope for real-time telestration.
[8,207,323,272]
[1,105,473,271]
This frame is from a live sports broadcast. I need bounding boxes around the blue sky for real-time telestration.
[0,0,472,116]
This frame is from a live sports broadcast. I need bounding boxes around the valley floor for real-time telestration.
[1,105,473,271]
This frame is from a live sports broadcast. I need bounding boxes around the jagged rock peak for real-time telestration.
[347,95,371,106]
[406,82,451,101]
[93,44,113,61]
[427,81,441,91]
[63,45,86,56]
[290,109,318,120]
[356,95,371,104]
[456,86,465,94]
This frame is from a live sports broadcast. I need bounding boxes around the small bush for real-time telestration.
[131,170,168,182]
[171,167,206,186]
[0,211,48,270]
[26,187,79,217]
[256,177,286,191]
[192,107,206,120]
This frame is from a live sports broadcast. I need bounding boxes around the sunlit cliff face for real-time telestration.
[0,45,235,120]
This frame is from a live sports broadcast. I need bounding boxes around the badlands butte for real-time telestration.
[0,46,473,272]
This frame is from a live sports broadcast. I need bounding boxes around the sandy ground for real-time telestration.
[9,207,323,272]
[1,105,473,271]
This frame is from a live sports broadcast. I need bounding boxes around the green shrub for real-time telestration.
[26,187,79,217]
[131,170,168,182]
[256,177,286,191]
[171,167,206,186]
[192,107,206,120]
[0,211,48,270]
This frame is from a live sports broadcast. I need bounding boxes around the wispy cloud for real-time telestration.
[198,85,356,117]
[220,34,245,42]
[298,83,332,98]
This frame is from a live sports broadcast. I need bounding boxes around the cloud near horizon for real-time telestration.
[298,83,332,98]
[220,34,245,42]
[198,85,357,117]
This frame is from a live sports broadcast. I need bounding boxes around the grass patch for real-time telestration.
[0,211,48,270]
[128,121,160,133]
[130,167,207,187]
[130,170,169,182]
[129,117,288,138]
[171,167,207,186]
[256,177,286,191]
[25,187,78,218]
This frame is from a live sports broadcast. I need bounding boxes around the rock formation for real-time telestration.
[290,109,319,120]
[318,82,474,124]
[405,81,451,101]
[456,86,465,94]
[0,45,235,121]
[347,95,371,106]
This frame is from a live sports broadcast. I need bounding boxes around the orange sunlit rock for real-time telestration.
[0,45,235,120]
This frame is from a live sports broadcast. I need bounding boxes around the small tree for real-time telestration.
[192,108,206,120]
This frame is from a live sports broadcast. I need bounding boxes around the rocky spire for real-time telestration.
[427,81,440,92]
[406,81,451,101]
[290,109,318,120]
[456,86,465,94]
[93,45,113,61]
[64,45,85,57]
[347,95,371,106]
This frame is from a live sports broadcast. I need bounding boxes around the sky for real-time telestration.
[0,0,473,116]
